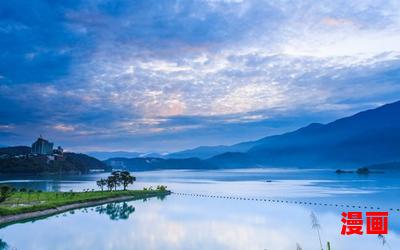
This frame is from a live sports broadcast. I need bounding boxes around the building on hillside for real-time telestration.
[53,146,64,160]
[53,146,64,155]
[31,136,54,155]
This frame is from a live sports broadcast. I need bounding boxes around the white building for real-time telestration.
[31,136,54,155]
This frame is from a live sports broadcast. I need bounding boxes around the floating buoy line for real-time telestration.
[172,192,400,212]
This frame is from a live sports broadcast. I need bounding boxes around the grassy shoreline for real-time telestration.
[0,190,170,217]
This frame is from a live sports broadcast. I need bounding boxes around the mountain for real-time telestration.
[0,146,110,174]
[61,152,110,173]
[139,152,165,158]
[105,101,400,170]
[87,151,142,161]
[0,146,31,156]
[87,151,165,160]
[363,161,400,170]
[166,141,260,159]
[104,157,215,171]
[210,101,400,168]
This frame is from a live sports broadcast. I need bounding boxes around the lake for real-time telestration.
[0,168,399,250]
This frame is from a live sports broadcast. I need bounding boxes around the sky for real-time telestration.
[1,0,400,153]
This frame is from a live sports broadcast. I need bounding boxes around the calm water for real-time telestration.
[0,168,400,250]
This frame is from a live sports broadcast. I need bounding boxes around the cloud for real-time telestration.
[1,0,400,151]
[53,124,75,132]
[322,17,355,27]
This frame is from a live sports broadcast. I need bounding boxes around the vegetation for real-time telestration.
[120,171,136,190]
[310,212,323,250]
[0,146,31,156]
[309,212,332,250]
[335,169,354,174]
[142,185,167,191]
[156,185,167,191]
[0,188,169,217]
[0,149,110,174]
[378,234,392,250]
[0,170,168,217]
[97,171,137,191]
[335,167,386,174]
[96,179,107,191]
[0,186,12,202]
[356,167,370,174]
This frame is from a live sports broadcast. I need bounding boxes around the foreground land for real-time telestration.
[0,189,170,225]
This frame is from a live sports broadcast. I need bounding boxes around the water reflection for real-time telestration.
[0,239,9,250]
[95,202,135,220]
[156,194,167,201]
[0,192,399,249]
[0,169,399,249]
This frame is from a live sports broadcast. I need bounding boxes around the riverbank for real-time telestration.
[0,190,170,226]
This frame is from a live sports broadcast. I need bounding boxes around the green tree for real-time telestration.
[27,189,34,202]
[96,178,107,191]
[120,171,136,190]
[106,176,116,191]
[110,171,122,191]
[156,185,167,191]
[36,190,42,200]
[0,186,12,202]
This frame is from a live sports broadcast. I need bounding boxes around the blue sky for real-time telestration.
[1,0,400,153]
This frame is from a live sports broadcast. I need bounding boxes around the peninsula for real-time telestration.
[0,171,170,226]
[0,189,170,226]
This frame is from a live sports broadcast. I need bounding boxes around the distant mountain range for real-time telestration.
[2,101,400,172]
[165,141,259,159]
[239,100,400,168]
[105,157,214,171]
[106,100,400,170]
[365,161,400,170]
[87,151,164,160]
[87,151,142,161]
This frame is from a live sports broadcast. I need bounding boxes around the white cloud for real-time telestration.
[53,124,75,132]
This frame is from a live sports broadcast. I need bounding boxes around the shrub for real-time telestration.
[0,185,13,202]
[156,185,167,191]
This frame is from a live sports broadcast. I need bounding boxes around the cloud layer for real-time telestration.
[1,0,400,152]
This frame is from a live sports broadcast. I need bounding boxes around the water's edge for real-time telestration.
[0,191,171,228]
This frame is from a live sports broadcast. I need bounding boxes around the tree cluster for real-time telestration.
[97,171,136,191]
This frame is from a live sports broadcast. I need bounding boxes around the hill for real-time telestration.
[210,101,400,168]
[86,151,142,161]
[104,157,215,171]
[0,146,31,156]
[105,101,400,170]
[0,147,110,174]
[165,142,257,159]
[363,161,400,170]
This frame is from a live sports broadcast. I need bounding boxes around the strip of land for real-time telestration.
[0,190,170,226]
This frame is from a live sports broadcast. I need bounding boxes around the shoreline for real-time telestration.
[0,191,170,227]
